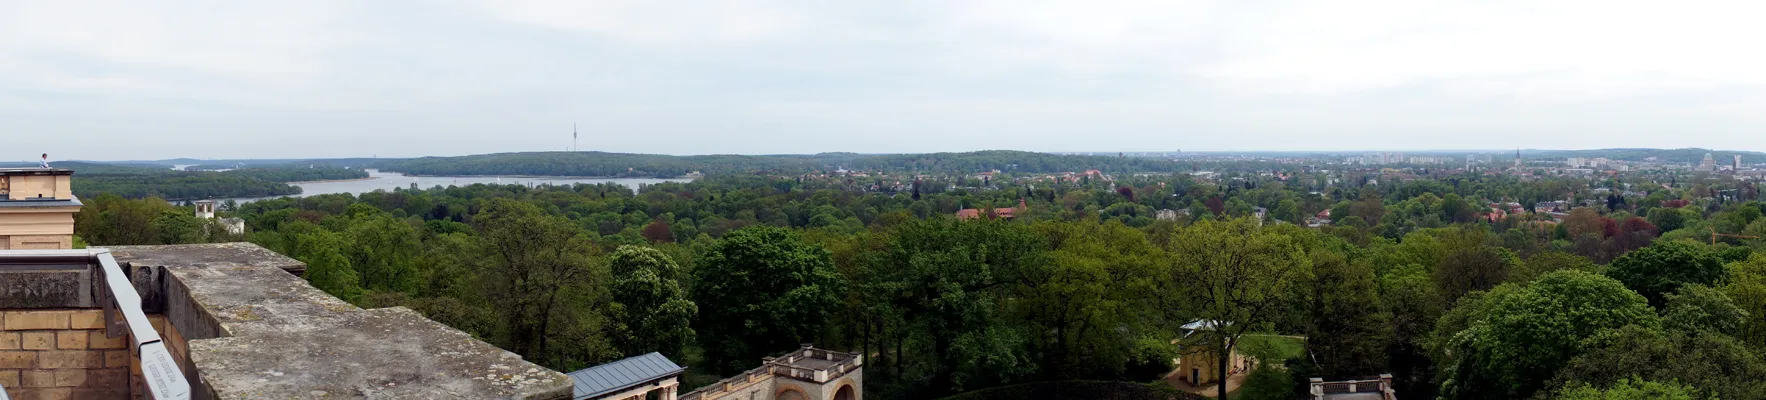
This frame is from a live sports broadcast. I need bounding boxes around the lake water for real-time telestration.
[219,169,690,204]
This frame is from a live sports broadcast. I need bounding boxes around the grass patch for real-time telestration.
[676,345,724,392]
[1237,335,1305,364]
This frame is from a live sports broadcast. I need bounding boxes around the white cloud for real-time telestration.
[474,0,820,45]
[1194,0,1766,97]
[4,0,1766,159]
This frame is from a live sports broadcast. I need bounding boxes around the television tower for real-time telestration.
[572,123,578,152]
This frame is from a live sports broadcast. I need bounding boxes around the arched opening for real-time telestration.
[777,389,808,400]
[834,384,856,400]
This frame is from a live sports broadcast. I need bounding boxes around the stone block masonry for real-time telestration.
[108,243,571,399]
[0,309,132,400]
[0,243,568,399]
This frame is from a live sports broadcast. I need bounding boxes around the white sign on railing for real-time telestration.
[141,342,191,399]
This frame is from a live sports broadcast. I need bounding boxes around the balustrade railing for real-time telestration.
[0,249,191,400]
[1308,374,1395,400]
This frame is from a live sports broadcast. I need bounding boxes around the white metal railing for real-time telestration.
[0,249,190,400]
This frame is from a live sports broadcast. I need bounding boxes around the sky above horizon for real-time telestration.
[5,0,1766,161]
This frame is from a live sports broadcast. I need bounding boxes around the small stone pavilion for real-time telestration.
[1173,320,1250,387]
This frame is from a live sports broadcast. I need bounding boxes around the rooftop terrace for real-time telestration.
[679,346,862,400]
[0,243,572,399]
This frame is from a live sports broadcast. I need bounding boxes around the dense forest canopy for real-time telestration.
[67,151,1766,400]
[52,148,1766,399]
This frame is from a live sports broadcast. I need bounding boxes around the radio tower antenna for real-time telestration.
[573,123,578,152]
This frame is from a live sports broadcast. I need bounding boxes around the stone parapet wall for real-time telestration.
[0,243,572,399]
[108,243,570,399]
[0,310,132,400]
[680,366,776,400]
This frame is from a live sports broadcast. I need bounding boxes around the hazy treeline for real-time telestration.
[19,162,369,200]
[373,150,1213,178]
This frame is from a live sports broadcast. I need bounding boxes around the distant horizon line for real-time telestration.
[15,146,1764,164]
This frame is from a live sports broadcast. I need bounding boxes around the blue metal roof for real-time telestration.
[567,352,686,399]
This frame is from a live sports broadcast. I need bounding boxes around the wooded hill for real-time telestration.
[1,162,367,200]
[371,150,1200,178]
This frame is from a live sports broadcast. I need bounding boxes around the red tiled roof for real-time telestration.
[956,199,1027,220]
[957,207,1018,220]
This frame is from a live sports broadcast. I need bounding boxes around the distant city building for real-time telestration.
[1737,155,1744,171]
[0,167,79,249]
[1701,153,1717,171]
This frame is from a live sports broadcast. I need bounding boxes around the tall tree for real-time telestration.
[1724,254,1766,349]
[1434,270,1659,400]
[693,226,841,375]
[607,246,697,359]
[1024,221,1165,381]
[291,230,364,302]
[1164,218,1310,399]
[869,218,1047,395]
[1607,240,1725,307]
[1550,379,1700,400]
[1555,325,1766,400]
[1433,227,1516,304]
[1306,249,1392,379]
[343,207,421,293]
[1662,284,1748,336]
[641,219,673,243]
[1378,263,1444,398]
[473,199,601,363]
[154,208,209,244]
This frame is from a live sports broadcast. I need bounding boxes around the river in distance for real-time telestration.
[217,169,691,204]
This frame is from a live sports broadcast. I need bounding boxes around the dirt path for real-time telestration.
[1163,368,1246,398]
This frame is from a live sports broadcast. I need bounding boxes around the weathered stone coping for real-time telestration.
[108,243,571,399]
[109,243,306,277]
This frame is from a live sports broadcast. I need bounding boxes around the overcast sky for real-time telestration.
[4,0,1766,161]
